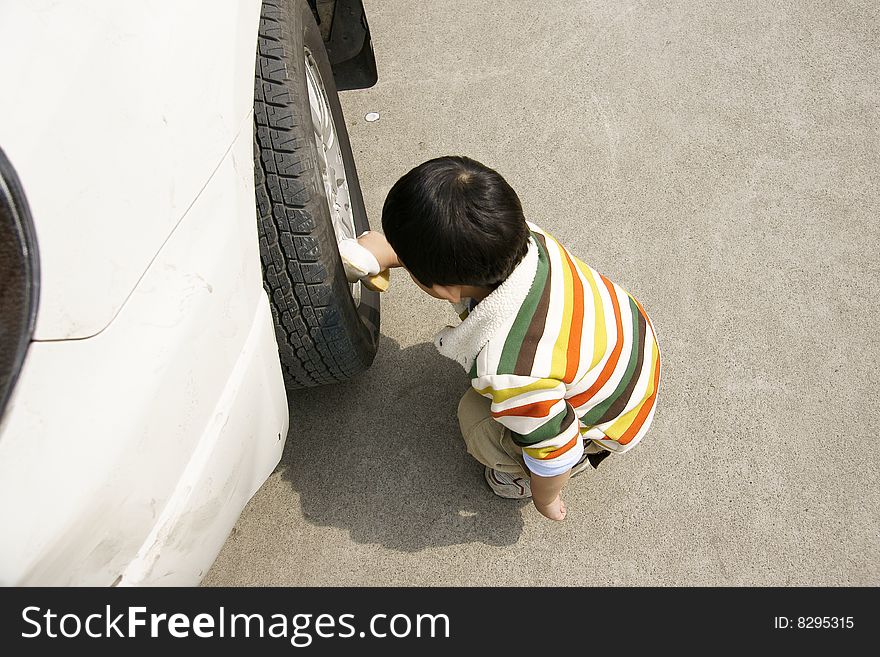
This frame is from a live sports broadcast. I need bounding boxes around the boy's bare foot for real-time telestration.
[534,495,567,521]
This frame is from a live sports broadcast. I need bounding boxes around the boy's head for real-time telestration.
[381,156,530,299]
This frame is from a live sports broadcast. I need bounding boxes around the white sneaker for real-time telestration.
[484,467,532,499]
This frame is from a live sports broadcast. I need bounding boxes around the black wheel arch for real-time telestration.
[309,0,378,91]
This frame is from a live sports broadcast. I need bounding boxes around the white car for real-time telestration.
[0,0,380,585]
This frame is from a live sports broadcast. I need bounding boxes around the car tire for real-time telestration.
[254,0,379,389]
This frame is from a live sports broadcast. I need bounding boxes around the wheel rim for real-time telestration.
[304,47,361,307]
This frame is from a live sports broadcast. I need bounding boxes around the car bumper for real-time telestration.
[118,292,288,586]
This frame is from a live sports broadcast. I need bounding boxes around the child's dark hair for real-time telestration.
[381,156,530,288]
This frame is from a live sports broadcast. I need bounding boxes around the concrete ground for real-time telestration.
[205,0,879,585]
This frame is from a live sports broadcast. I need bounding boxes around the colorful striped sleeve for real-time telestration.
[473,374,584,477]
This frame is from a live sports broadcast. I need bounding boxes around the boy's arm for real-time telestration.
[530,470,571,521]
[473,374,583,521]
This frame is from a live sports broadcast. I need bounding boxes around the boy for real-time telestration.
[342,156,661,521]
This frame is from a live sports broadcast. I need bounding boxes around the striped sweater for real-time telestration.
[435,223,661,477]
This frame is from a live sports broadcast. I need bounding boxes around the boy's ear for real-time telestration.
[430,284,463,303]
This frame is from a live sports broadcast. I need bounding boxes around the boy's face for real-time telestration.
[405,270,463,303]
[409,273,445,299]
[397,256,442,299]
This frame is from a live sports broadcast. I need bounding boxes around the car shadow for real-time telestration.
[278,334,526,551]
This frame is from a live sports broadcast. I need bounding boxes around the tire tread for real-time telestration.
[253,0,376,389]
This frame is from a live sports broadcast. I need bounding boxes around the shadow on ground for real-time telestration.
[279,335,526,551]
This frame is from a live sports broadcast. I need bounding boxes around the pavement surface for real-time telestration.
[205,0,879,585]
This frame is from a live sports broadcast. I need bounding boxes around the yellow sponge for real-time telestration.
[362,269,390,292]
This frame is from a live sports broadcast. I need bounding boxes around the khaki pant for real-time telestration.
[457,388,610,474]
[457,388,528,474]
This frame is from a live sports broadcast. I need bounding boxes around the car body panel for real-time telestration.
[0,0,262,340]
[0,124,289,585]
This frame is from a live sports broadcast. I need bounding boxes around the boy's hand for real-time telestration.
[533,494,567,521]
[338,231,398,291]
[356,231,401,271]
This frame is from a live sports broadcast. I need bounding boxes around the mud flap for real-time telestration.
[325,0,378,90]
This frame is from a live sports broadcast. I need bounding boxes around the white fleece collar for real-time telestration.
[434,236,539,371]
